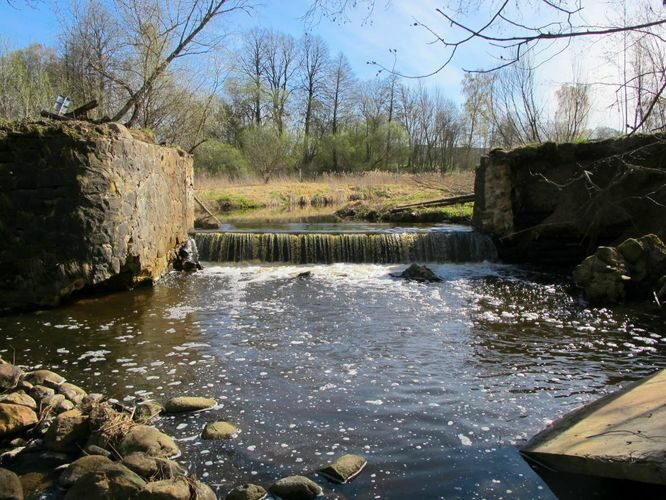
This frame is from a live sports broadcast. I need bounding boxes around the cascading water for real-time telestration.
[195,229,498,264]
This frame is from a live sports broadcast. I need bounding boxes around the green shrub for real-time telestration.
[194,139,249,178]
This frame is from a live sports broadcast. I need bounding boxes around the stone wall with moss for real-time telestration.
[0,120,194,311]
[472,134,666,264]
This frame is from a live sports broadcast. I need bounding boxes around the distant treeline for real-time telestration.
[2,2,662,180]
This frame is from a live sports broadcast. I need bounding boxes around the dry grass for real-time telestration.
[195,170,475,216]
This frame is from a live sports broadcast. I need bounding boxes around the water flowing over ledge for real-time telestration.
[195,230,498,264]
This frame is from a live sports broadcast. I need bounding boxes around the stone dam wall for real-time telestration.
[473,134,666,264]
[0,121,194,312]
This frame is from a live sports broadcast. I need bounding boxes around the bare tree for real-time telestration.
[263,30,299,135]
[299,33,330,169]
[326,52,356,171]
[63,0,250,127]
[552,82,591,142]
[237,27,266,126]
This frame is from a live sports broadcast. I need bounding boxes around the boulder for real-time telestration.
[0,364,22,391]
[84,444,113,458]
[163,397,216,414]
[44,409,89,452]
[226,483,267,500]
[29,385,55,403]
[58,455,115,487]
[41,394,67,411]
[118,425,180,458]
[202,421,238,440]
[319,454,367,484]
[23,370,65,389]
[0,467,23,500]
[58,383,87,405]
[574,234,666,303]
[191,481,216,500]
[134,400,164,423]
[172,238,202,272]
[122,452,186,480]
[269,476,323,500]
[64,463,146,500]
[137,477,190,500]
[0,403,38,437]
[0,391,36,410]
[391,264,442,283]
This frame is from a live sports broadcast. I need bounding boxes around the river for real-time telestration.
[0,224,664,498]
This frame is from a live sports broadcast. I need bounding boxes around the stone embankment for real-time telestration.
[473,134,666,264]
[0,121,195,312]
[0,360,367,499]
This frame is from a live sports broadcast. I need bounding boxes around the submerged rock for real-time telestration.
[294,271,312,279]
[0,467,23,500]
[319,454,367,484]
[391,264,442,283]
[201,421,238,440]
[0,403,38,437]
[269,475,323,500]
[163,396,216,414]
[118,425,180,458]
[226,483,267,500]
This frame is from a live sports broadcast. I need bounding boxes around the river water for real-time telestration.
[1,228,665,498]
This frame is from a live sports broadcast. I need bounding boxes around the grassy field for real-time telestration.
[195,170,475,221]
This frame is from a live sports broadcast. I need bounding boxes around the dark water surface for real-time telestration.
[1,263,664,498]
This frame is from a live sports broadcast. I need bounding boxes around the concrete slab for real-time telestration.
[521,369,666,485]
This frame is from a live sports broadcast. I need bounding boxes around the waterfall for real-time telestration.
[195,231,497,264]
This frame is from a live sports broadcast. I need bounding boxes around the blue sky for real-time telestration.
[0,1,631,127]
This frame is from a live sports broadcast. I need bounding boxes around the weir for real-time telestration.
[195,230,498,264]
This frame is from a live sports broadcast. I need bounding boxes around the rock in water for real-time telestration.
[23,370,65,389]
[574,234,666,303]
[0,468,23,500]
[269,476,323,500]
[0,391,37,410]
[164,396,216,414]
[44,409,90,452]
[319,454,367,484]
[294,271,312,279]
[0,364,22,391]
[64,464,146,499]
[0,403,38,437]
[137,477,191,499]
[59,455,115,487]
[118,425,180,458]
[391,264,442,282]
[202,421,238,440]
[173,238,202,272]
[122,452,185,480]
[226,483,267,500]
[134,400,164,422]
[58,383,87,405]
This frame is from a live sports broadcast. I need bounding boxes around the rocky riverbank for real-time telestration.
[0,360,367,499]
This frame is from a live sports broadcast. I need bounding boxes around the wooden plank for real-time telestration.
[521,369,666,485]
[388,193,475,213]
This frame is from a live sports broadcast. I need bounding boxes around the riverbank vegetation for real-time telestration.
[195,170,475,221]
